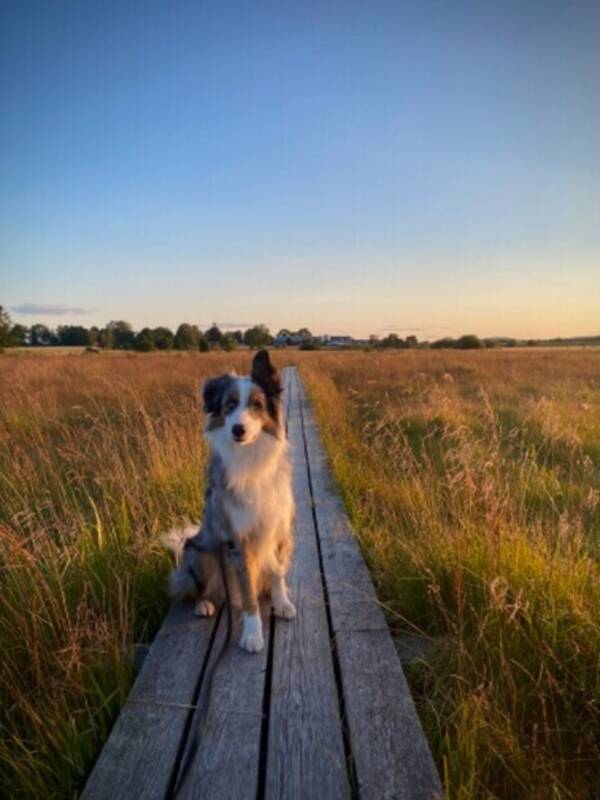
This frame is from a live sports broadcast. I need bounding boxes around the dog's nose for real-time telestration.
[232,424,245,440]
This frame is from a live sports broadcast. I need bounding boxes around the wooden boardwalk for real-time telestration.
[82,368,442,800]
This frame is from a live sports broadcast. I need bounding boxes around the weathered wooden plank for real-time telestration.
[265,369,350,800]
[297,373,443,800]
[81,602,218,800]
[175,597,271,799]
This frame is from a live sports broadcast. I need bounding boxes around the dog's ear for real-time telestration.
[202,374,232,415]
[251,350,282,399]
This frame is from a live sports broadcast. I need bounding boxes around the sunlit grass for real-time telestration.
[298,349,600,799]
[1,348,599,798]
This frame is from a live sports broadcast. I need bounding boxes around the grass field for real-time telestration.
[299,349,600,799]
[0,349,598,798]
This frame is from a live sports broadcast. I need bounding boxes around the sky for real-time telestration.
[1,0,599,340]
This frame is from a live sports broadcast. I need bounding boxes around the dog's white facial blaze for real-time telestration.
[223,378,262,445]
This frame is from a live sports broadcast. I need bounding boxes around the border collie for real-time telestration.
[168,350,295,653]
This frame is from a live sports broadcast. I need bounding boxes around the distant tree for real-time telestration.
[89,326,100,346]
[198,336,209,352]
[174,323,200,350]
[506,338,518,348]
[381,333,403,349]
[297,327,312,340]
[192,325,203,340]
[57,325,92,346]
[405,335,419,349]
[30,323,51,346]
[98,326,114,349]
[232,330,243,344]
[107,321,134,350]
[455,334,484,350]
[205,324,223,346]
[299,340,319,351]
[135,328,156,351]
[0,306,13,351]
[243,324,272,349]
[10,324,28,346]
[431,337,455,349]
[526,339,538,347]
[152,327,174,350]
[222,333,238,352]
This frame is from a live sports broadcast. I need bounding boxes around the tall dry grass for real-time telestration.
[0,351,251,798]
[298,349,600,799]
[2,348,598,798]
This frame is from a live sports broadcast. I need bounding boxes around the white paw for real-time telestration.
[239,630,264,653]
[239,612,264,653]
[194,599,216,617]
[274,596,296,620]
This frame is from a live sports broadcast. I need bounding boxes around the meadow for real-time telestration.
[299,349,600,799]
[0,348,598,798]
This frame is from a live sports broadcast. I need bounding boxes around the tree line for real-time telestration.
[2,305,571,353]
[0,308,277,352]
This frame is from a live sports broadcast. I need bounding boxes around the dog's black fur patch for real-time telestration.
[203,374,235,415]
[251,350,282,421]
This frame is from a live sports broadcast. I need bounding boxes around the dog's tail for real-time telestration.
[162,524,202,600]
[161,524,198,563]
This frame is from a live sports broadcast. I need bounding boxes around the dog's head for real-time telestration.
[202,350,283,445]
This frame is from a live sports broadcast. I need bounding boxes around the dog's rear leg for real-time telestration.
[238,544,264,653]
[194,599,216,617]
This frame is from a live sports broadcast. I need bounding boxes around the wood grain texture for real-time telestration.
[297,374,443,800]
[81,602,218,800]
[175,598,272,800]
[265,369,350,800]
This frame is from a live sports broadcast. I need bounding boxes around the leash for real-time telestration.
[171,543,233,798]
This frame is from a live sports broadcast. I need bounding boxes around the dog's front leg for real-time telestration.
[238,543,264,653]
[271,527,296,619]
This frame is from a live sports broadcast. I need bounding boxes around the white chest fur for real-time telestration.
[226,478,283,537]
[207,427,292,539]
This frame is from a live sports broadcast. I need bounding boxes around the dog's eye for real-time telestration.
[225,399,237,413]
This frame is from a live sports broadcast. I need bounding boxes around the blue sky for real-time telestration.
[1,0,599,339]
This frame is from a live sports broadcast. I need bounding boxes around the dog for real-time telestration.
[168,350,295,653]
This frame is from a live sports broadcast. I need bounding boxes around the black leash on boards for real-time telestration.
[171,543,233,798]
